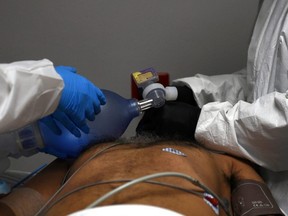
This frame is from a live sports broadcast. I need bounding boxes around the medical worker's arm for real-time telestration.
[0,59,63,133]
[0,59,106,138]
[195,92,288,172]
[173,73,288,171]
[173,69,247,108]
[41,66,106,137]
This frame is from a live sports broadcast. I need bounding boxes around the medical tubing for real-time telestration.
[35,143,230,216]
[85,172,231,216]
[34,143,125,216]
[36,142,201,215]
[39,179,204,214]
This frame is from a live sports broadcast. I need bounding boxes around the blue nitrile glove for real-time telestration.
[41,66,106,137]
[40,110,80,138]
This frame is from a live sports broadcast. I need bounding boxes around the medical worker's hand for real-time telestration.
[136,101,201,140]
[42,66,106,137]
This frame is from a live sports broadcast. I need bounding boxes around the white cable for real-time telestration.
[35,143,123,216]
[85,172,231,216]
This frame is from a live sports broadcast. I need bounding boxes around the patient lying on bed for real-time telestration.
[0,104,284,216]
[0,138,283,216]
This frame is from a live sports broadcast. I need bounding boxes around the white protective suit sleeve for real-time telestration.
[173,0,288,172]
[174,75,288,172]
[0,59,63,133]
[173,69,248,108]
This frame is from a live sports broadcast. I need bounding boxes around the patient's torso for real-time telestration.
[41,141,232,216]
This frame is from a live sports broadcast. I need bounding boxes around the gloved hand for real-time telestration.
[41,66,106,137]
[40,110,81,138]
[136,101,201,140]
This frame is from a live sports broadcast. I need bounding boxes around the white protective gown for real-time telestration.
[173,0,288,172]
[0,59,63,133]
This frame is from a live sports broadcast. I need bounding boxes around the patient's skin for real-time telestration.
[0,140,263,216]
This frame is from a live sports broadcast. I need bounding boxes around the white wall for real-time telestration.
[0,0,259,171]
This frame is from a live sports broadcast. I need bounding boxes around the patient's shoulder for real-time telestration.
[212,152,263,182]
